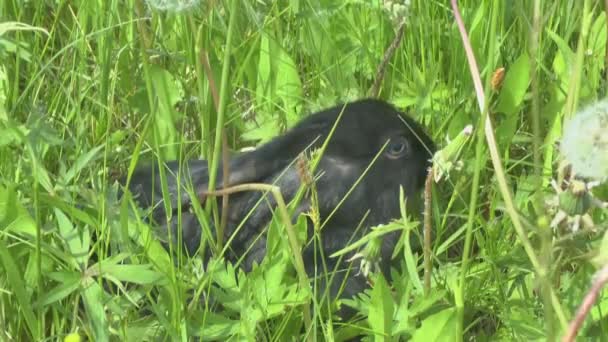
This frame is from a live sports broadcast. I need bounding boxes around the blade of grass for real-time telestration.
[530,0,557,340]
[0,239,40,339]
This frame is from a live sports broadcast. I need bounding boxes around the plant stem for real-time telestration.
[530,1,556,339]
[562,264,608,342]
[451,2,496,340]
[207,0,238,249]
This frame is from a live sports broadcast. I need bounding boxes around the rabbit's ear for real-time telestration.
[216,118,332,187]
[124,160,210,222]
[124,151,285,218]
[126,114,331,216]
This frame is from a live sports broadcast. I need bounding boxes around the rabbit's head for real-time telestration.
[291,99,435,226]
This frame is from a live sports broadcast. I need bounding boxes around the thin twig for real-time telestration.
[369,19,406,98]
[562,265,608,342]
[134,0,153,53]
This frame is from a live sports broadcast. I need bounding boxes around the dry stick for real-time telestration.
[199,183,313,331]
[562,265,608,342]
[200,48,231,249]
[368,15,431,285]
[369,19,407,98]
[369,17,435,295]
[134,0,153,53]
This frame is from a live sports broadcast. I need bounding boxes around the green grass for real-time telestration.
[1,0,608,340]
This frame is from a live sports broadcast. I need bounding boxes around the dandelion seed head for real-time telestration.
[145,0,200,13]
[561,98,608,182]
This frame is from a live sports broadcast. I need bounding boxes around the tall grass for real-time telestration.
[1,0,607,340]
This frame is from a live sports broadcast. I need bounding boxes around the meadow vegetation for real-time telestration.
[1,0,607,340]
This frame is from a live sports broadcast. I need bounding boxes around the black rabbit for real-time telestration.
[124,98,435,314]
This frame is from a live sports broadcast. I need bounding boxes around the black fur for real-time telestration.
[124,99,435,314]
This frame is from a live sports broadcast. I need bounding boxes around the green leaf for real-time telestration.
[542,83,565,187]
[147,64,183,160]
[0,185,37,237]
[392,280,413,335]
[495,53,531,148]
[0,65,7,121]
[495,53,531,115]
[98,263,164,285]
[39,193,97,228]
[399,189,423,293]
[0,239,40,339]
[247,33,302,142]
[0,21,49,36]
[411,307,459,342]
[498,304,545,340]
[81,278,109,341]
[546,29,575,72]
[330,222,403,258]
[35,271,81,307]
[127,217,173,273]
[30,156,55,194]
[191,312,240,340]
[368,273,394,341]
[63,144,105,184]
[587,13,607,92]
[122,317,162,342]
[592,229,608,267]
[207,259,244,312]
[55,208,90,269]
[408,289,448,317]
[0,121,30,147]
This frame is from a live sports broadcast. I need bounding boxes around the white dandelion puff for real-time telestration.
[560,99,608,182]
[145,0,200,13]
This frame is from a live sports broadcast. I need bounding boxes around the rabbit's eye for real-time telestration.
[386,137,410,158]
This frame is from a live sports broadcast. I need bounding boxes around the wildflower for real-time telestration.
[383,0,411,25]
[432,124,473,182]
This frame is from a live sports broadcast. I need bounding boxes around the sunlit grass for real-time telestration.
[1,0,607,340]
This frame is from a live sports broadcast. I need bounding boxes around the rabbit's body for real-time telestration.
[125,99,435,312]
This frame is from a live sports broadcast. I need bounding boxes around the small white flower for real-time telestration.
[382,0,411,24]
